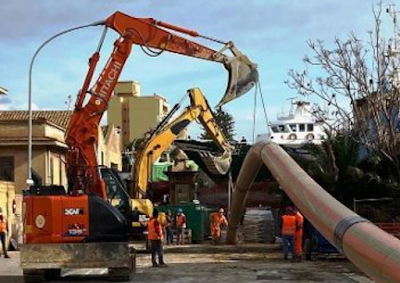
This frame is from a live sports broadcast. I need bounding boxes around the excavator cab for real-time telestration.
[100,168,132,223]
[100,167,153,239]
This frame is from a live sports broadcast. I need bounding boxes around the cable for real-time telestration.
[129,28,168,57]
[140,45,165,57]
[257,82,269,126]
[252,82,257,144]
[96,26,108,52]
[251,81,269,144]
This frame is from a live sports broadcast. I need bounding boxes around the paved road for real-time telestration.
[0,244,375,283]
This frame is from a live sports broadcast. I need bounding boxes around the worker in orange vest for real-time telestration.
[210,208,228,245]
[175,208,187,245]
[281,206,297,260]
[0,207,9,258]
[148,209,167,267]
[294,207,304,261]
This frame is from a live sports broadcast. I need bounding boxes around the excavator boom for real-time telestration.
[133,88,233,198]
[103,11,258,106]
[66,11,257,199]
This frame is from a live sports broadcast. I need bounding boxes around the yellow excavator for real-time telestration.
[125,88,233,245]
[132,87,233,202]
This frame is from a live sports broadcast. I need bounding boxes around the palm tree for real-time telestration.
[297,130,361,205]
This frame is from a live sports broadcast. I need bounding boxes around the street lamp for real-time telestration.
[26,21,105,188]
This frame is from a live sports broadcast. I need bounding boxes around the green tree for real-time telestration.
[199,108,236,141]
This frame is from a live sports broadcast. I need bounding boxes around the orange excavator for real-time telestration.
[21,11,258,282]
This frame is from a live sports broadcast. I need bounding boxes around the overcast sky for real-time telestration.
[0,0,394,141]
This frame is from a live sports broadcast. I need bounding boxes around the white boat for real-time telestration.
[256,99,334,147]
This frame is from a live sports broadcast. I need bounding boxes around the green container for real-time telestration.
[151,161,198,182]
[158,202,218,242]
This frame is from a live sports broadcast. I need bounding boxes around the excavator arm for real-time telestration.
[65,11,257,200]
[133,88,233,198]
[103,11,258,106]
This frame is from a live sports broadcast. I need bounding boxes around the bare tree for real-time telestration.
[286,3,400,181]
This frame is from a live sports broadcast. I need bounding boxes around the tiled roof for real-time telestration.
[0,137,57,142]
[0,110,72,129]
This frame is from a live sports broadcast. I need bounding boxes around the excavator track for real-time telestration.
[22,269,61,283]
[23,269,46,283]
[108,267,133,282]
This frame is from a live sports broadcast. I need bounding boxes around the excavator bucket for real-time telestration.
[218,54,259,108]
[200,150,232,175]
[174,140,232,178]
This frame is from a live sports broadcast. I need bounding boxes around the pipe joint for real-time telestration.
[333,215,370,252]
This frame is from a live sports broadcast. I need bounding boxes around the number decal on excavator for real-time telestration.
[64,208,84,216]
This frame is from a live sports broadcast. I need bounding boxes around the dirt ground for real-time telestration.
[0,243,374,283]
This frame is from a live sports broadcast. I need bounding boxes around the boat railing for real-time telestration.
[276,111,294,120]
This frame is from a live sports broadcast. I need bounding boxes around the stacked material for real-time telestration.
[173,229,192,244]
[241,208,275,243]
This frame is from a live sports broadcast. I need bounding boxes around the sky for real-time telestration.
[0,0,394,142]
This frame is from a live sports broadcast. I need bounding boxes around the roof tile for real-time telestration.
[0,110,72,129]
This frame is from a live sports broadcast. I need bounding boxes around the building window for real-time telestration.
[0,156,14,181]
[101,152,104,165]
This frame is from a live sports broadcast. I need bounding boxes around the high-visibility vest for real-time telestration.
[211,213,228,227]
[176,214,186,228]
[0,215,6,233]
[282,215,296,236]
[148,218,163,240]
[295,212,304,230]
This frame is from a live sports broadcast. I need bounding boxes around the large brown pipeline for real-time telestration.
[227,141,400,283]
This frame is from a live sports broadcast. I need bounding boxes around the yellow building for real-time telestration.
[0,111,122,194]
[108,81,170,149]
